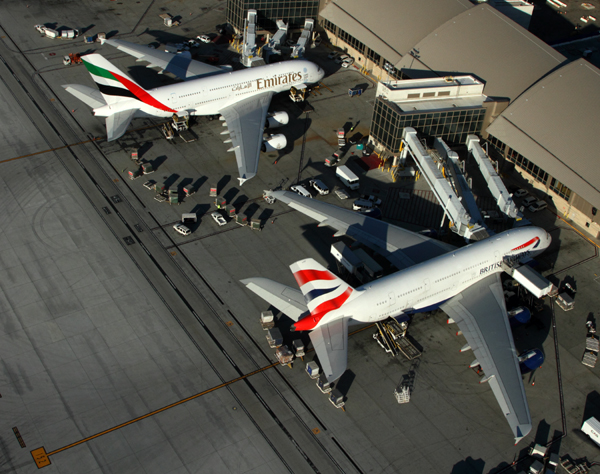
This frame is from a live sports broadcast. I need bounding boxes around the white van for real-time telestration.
[290,185,312,198]
[336,165,359,190]
[522,196,537,207]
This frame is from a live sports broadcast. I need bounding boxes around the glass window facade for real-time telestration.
[489,134,573,202]
[370,97,485,152]
[227,0,320,31]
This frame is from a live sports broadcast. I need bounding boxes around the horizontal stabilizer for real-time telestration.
[105,108,138,141]
[241,277,308,322]
[62,84,107,109]
[310,317,349,382]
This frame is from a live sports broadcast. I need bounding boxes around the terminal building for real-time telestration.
[225,0,600,237]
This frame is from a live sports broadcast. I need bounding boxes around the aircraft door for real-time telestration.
[170,92,179,106]
[423,278,430,292]
[388,292,396,306]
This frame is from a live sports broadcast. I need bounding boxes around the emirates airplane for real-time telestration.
[63,39,324,184]
[242,191,552,443]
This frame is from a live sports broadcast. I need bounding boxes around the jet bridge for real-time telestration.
[433,137,486,231]
[262,20,287,63]
[241,10,265,67]
[466,135,529,225]
[400,127,488,241]
[290,19,314,59]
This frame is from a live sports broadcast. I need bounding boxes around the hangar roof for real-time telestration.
[319,0,472,64]
[486,60,600,208]
[394,4,566,101]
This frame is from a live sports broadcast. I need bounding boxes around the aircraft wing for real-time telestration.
[440,273,531,444]
[241,277,308,322]
[219,92,275,185]
[270,191,455,270]
[105,108,138,141]
[103,39,227,80]
[310,317,349,382]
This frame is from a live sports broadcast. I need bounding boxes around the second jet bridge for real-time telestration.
[467,135,528,226]
[401,127,488,241]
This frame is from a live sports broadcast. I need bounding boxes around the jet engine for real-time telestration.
[265,111,289,129]
[261,134,287,152]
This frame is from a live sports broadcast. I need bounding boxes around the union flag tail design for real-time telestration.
[81,54,176,112]
[290,258,354,331]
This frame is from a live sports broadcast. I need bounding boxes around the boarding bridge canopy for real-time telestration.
[291,19,314,59]
[466,135,528,225]
[433,137,485,230]
[263,20,287,62]
[401,128,488,241]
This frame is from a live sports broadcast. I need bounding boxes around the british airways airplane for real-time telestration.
[63,39,324,184]
[242,191,552,444]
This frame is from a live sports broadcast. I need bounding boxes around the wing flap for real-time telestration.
[105,109,137,141]
[241,277,308,322]
[440,273,531,444]
[309,317,349,382]
[220,92,275,184]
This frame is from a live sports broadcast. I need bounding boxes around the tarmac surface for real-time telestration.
[0,1,599,474]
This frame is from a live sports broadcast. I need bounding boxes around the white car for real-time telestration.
[211,211,227,226]
[173,223,191,236]
[528,200,548,213]
[514,188,528,197]
[341,58,354,68]
[309,179,329,195]
[197,35,211,43]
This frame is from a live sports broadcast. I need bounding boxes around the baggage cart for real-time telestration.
[329,389,345,410]
[293,339,305,359]
[306,361,320,379]
[266,328,283,348]
[276,345,293,367]
[260,311,274,330]
[317,373,332,393]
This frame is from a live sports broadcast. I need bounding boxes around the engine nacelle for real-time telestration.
[261,134,287,152]
[265,111,289,129]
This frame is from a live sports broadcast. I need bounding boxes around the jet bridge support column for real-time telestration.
[401,128,488,241]
[466,135,529,226]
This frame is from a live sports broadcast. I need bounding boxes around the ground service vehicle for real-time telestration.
[173,223,191,235]
[528,201,547,212]
[336,165,359,190]
[211,212,227,226]
[290,185,312,198]
[310,179,329,195]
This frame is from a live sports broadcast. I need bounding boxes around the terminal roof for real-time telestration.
[486,59,600,209]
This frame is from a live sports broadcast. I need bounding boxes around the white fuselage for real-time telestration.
[315,227,551,329]
[93,59,324,117]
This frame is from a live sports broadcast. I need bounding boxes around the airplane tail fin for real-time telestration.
[290,258,355,331]
[80,53,144,105]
